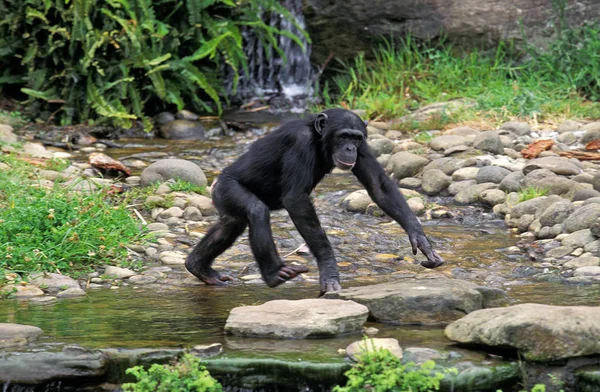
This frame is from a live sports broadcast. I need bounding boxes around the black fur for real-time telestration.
[185,108,443,294]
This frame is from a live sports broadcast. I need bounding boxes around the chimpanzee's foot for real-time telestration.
[319,278,342,297]
[264,265,309,288]
[185,260,233,286]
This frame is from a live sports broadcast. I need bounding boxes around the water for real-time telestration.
[226,0,314,112]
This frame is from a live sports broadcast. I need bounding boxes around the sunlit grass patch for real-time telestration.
[0,156,148,281]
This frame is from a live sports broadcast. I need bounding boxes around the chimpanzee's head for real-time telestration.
[314,108,368,170]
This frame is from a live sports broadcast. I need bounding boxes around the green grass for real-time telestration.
[518,186,549,202]
[168,179,208,195]
[0,156,148,282]
[322,28,600,125]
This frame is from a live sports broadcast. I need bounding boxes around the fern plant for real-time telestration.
[0,0,307,129]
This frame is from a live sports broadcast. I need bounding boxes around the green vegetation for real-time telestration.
[123,353,222,392]
[168,179,207,195]
[0,155,147,282]
[0,0,305,128]
[333,345,449,392]
[518,186,549,202]
[323,26,600,125]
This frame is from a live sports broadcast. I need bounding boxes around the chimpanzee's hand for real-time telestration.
[409,232,444,269]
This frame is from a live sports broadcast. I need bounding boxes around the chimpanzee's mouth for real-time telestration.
[334,157,355,170]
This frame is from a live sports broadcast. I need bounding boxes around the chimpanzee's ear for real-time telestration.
[364,120,369,127]
[314,113,328,136]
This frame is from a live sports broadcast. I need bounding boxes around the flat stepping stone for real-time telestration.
[323,278,508,325]
[0,323,43,349]
[224,299,368,338]
[445,303,600,361]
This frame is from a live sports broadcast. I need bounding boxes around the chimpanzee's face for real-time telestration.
[332,128,364,170]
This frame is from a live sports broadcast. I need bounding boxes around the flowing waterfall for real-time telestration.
[229,0,314,112]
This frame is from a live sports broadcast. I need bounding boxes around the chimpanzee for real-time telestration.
[185,108,444,294]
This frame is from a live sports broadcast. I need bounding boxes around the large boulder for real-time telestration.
[28,273,80,294]
[224,299,369,338]
[564,203,600,233]
[323,278,508,325]
[304,0,600,64]
[140,159,207,187]
[445,304,600,361]
[0,345,108,383]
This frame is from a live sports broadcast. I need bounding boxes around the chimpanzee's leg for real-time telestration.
[185,216,247,285]
[217,177,308,287]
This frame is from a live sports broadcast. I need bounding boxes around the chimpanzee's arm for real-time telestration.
[352,145,444,268]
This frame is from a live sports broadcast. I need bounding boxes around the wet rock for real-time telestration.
[539,200,574,227]
[191,343,223,359]
[423,157,463,175]
[159,207,184,219]
[0,124,18,144]
[29,273,80,294]
[160,120,205,140]
[448,180,476,195]
[0,345,108,383]
[188,195,217,216]
[175,109,200,121]
[581,122,600,144]
[421,169,451,195]
[159,251,187,265]
[475,166,511,184]
[546,245,574,258]
[183,206,202,221]
[509,197,549,219]
[22,142,53,158]
[523,157,582,176]
[454,183,497,205]
[0,323,43,349]
[104,266,136,279]
[1,284,44,298]
[407,197,425,215]
[398,177,422,189]
[129,275,158,285]
[147,222,169,232]
[346,338,402,362]
[387,152,430,180]
[430,135,467,151]
[564,204,600,233]
[562,229,595,248]
[452,167,479,181]
[499,171,526,192]
[473,131,503,155]
[324,278,508,325]
[500,121,531,136]
[367,137,394,157]
[556,119,581,133]
[342,190,372,213]
[224,299,369,338]
[563,256,600,269]
[155,111,175,125]
[445,303,600,361]
[56,288,86,298]
[140,159,207,187]
[574,266,600,277]
[479,189,506,207]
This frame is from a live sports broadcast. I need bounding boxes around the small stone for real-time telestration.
[104,266,136,279]
[128,275,158,284]
[191,343,223,358]
[56,288,86,298]
[147,222,169,232]
[346,338,403,362]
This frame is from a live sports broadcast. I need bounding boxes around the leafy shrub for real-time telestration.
[122,353,222,392]
[334,345,446,392]
[0,0,305,128]
[0,157,145,280]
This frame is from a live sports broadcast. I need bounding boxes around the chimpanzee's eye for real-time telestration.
[341,134,348,139]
